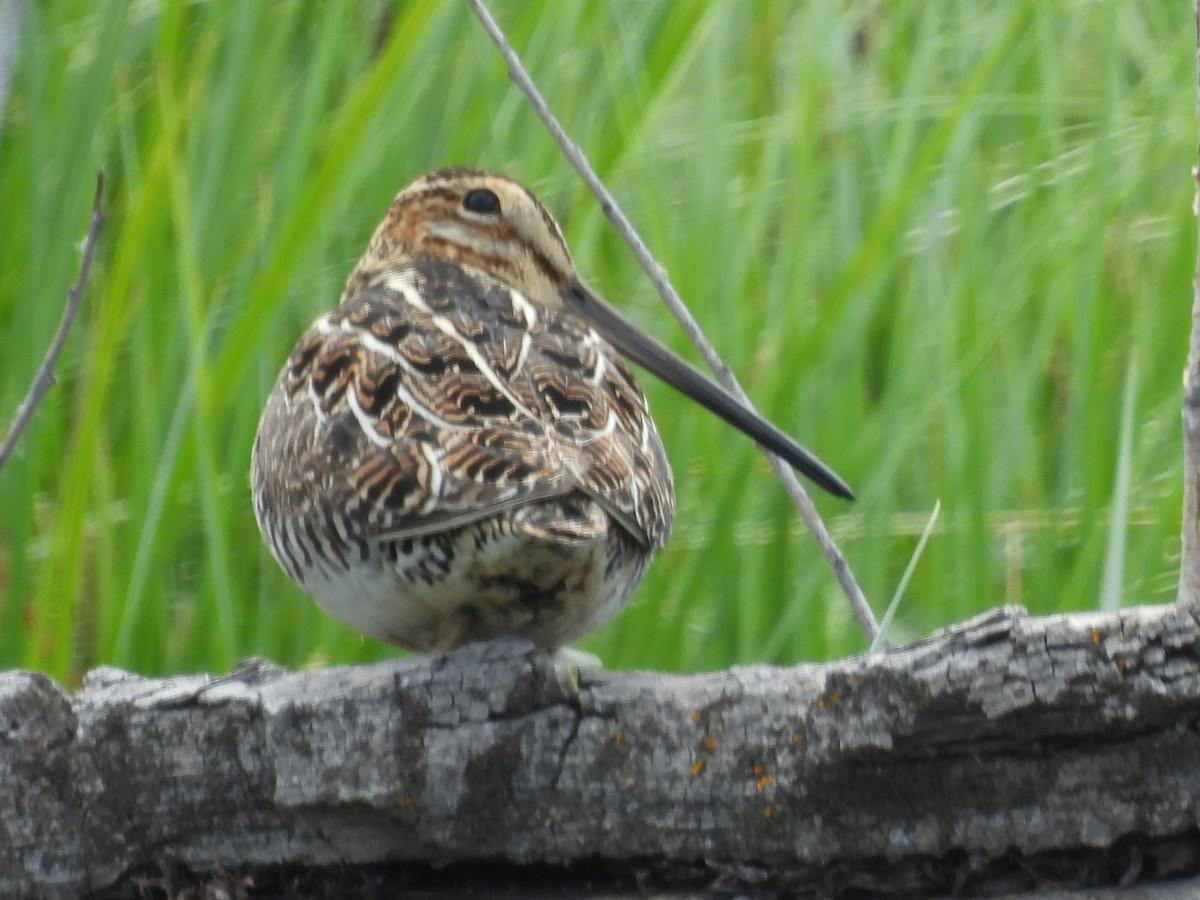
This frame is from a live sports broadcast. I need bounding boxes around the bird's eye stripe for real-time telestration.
[463,188,501,215]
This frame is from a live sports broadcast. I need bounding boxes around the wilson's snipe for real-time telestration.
[251,168,851,653]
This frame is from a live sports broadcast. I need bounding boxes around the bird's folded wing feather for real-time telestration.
[265,260,674,549]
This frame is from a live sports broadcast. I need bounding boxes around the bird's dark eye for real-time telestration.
[463,188,501,215]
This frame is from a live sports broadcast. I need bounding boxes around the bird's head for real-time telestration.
[346,167,575,309]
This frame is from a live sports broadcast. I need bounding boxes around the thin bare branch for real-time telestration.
[1180,4,1200,607]
[0,172,106,472]
[0,0,20,134]
[466,0,879,642]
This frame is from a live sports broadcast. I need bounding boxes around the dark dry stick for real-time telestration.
[1181,4,1200,607]
[466,0,880,642]
[0,0,21,132]
[0,172,106,472]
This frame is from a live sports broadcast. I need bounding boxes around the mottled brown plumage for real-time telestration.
[251,168,849,653]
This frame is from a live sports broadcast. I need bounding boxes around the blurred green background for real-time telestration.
[0,1,1191,683]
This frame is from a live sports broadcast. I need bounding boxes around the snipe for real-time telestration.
[250,168,851,653]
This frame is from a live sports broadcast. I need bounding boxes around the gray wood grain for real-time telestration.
[2,603,1198,898]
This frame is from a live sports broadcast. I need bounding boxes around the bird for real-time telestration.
[250,167,852,655]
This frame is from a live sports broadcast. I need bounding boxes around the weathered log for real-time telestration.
[2,603,1198,898]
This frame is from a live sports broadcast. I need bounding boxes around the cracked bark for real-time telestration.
[2,603,1199,898]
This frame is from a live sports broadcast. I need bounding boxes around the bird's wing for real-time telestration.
[255,260,674,551]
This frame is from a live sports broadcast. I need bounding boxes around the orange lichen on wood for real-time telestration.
[817,690,841,710]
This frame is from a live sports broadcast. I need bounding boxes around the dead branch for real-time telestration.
[465,0,878,642]
[0,171,106,472]
[3,605,1198,898]
[1180,3,1200,606]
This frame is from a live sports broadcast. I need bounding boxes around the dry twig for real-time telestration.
[1180,4,1200,607]
[466,0,879,642]
[0,172,106,472]
[0,0,20,132]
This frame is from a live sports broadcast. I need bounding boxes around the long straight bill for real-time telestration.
[564,279,854,501]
